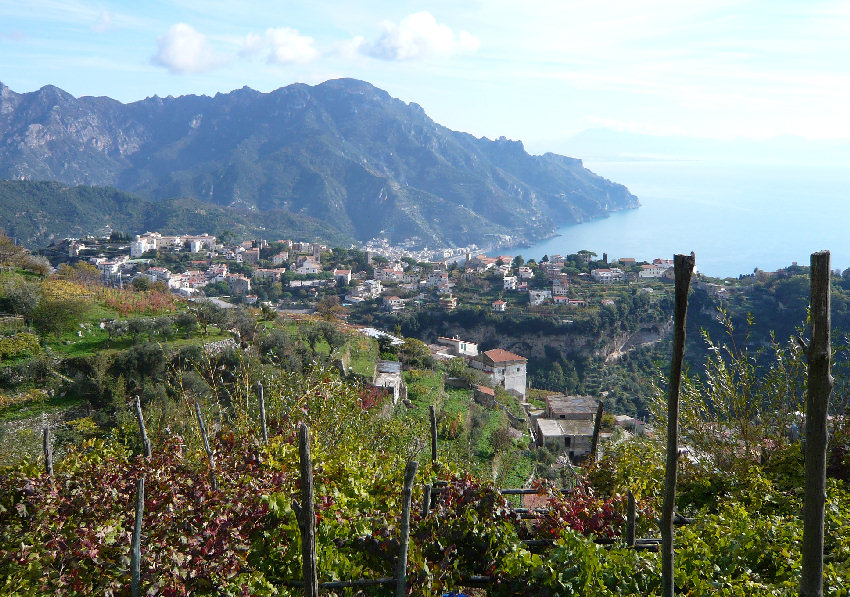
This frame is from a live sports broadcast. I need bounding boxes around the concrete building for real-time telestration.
[535,418,594,460]
[226,274,252,295]
[529,290,551,306]
[373,360,407,404]
[545,394,599,420]
[437,335,479,357]
[470,348,527,398]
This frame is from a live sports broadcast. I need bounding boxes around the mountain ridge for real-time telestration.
[0,78,639,248]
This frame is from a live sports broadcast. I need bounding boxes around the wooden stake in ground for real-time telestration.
[42,427,53,477]
[258,382,268,444]
[429,405,438,464]
[395,460,419,597]
[421,483,432,517]
[134,395,152,459]
[194,403,218,491]
[626,490,636,548]
[590,401,604,461]
[131,476,145,597]
[294,422,318,597]
[661,253,695,597]
[800,250,833,597]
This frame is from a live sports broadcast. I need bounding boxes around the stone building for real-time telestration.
[469,348,527,398]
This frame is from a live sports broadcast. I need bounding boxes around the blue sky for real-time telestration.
[2,1,850,157]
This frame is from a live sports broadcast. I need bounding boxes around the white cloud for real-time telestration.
[152,23,221,74]
[362,12,480,60]
[241,27,319,64]
[90,10,112,33]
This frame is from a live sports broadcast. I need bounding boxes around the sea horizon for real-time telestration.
[491,157,850,279]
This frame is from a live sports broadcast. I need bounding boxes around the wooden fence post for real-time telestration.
[134,395,152,459]
[800,251,833,597]
[42,427,53,477]
[131,476,145,597]
[661,253,695,597]
[590,401,604,461]
[626,490,636,548]
[294,423,318,597]
[396,460,419,597]
[421,483,432,517]
[194,403,218,491]
[429,405,438,464]
[258,382,268,444]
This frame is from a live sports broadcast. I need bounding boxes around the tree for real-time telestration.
[512,255,525,269]
[174,311,198,338]
[228,309,258,344]
[57,262,101,285]
[489,426,514,454]
[1,277,41,323]
[398,338,434,369]
[316,295,343,321]
[32,297,89,339]
[193,302,226,338]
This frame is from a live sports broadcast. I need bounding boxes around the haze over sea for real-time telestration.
[498,158,850,279]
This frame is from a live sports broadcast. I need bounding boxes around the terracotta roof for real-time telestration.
[483,348,526,363]
[475,385,495,396]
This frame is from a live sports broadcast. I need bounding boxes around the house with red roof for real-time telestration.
[469,348,527,398]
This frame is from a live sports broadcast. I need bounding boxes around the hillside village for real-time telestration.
[45,230,675,463]
[54,231,696,311]
[5,229,850,595]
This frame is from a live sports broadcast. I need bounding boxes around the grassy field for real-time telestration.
[400,369,536,487]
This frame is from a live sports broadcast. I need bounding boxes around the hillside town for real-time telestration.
[46,231,687,462]
[56,231,699,311]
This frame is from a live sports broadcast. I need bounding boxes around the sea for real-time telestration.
[492,159,850,279]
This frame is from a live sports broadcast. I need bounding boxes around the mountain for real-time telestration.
[0,180,351,249]
[0,79,638,248]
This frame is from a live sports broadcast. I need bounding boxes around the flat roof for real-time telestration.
[537,418,595,437]
[376,360,402,374]
[547,395,599,414]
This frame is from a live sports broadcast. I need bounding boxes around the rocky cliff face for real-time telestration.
[422,320,671,363]
[0,79,639,248]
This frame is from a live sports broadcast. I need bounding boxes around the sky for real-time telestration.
[2,1,850,158]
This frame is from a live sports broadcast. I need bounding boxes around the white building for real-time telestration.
[591,268,625,283]
[437,336,479,357]
[529,290,551,306]
[469,348,527,398]
[333,269,352,284]
[503,275,518,290]
[295,259,321,275]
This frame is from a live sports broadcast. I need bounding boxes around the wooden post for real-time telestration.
[134,395,152,459]
[396,460,419,597]
[258,382,268,444]
[429,405,438,464]
[42,427,53,477]
[195,403,218,491]
[800,251,833,597]
[421,483,432,517]
[626,491,636,548]
[131,476,145,597]
[661,253,695,597]
[590,401,604,462]
[295,423,318,597]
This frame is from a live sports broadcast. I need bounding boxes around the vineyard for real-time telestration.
[1,361,849,596]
